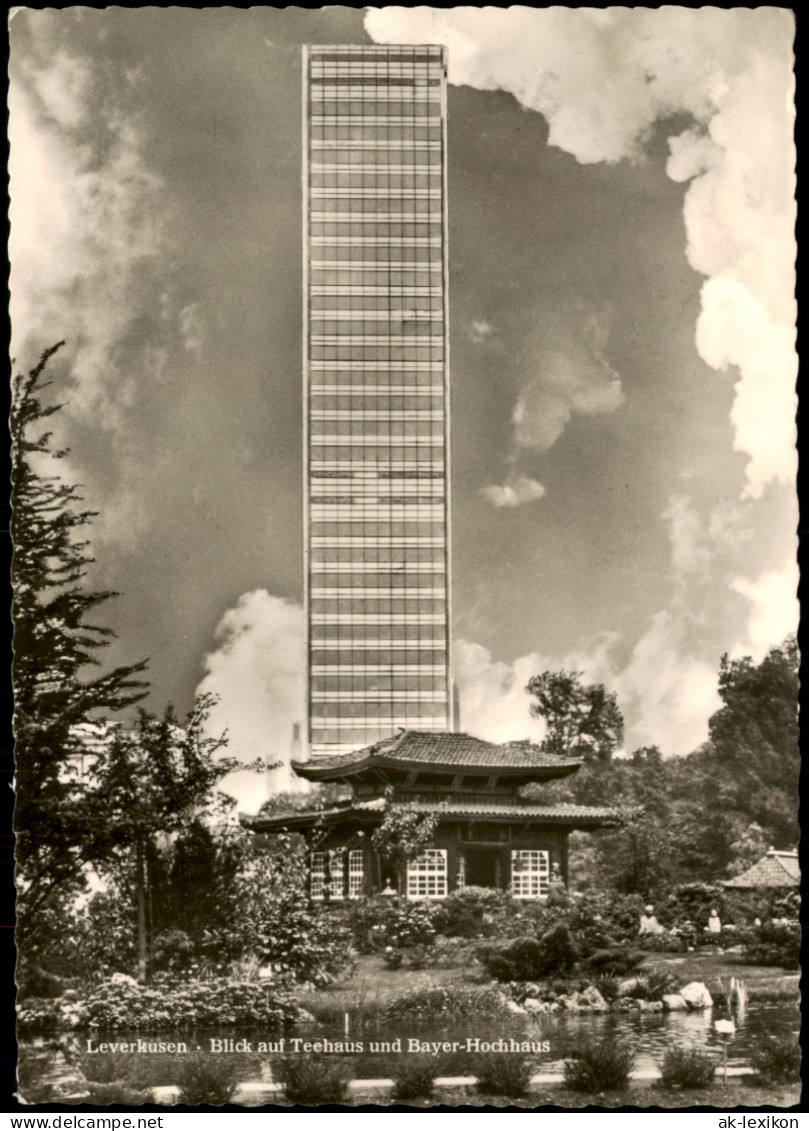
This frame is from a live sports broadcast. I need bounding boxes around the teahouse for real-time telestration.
[242,730,624,901]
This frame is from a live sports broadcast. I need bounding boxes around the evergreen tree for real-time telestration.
[12,343,149,918]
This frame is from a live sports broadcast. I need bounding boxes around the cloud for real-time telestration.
[730,560,799,661]
[453,640,547,745]
[511,313,624,453]
[9,51,167,429]
[480,476,545,509]
[695,278,797,499]
[196,591,306,813]
[178,302,208,360]
[611,611,722,754]
[469,319,494,343]
[365,7,796,498]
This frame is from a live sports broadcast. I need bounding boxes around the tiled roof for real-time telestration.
[723,849,800,889]
[244,798,624,831]
[293,730,582,777]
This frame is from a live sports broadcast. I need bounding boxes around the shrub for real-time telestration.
[660,883,725,933]
[540,924,578,974]
[472,1053,534,1097]
[347,898,437,953]
[564,1036,635,1092]
[176,1052,240,1106]
[86,1081,151,1105]
[78,976,299,1031]
[391,1055,437,1101]
[581,947,644,976]
[637,930,686,954]
[567,892,645,943]
[382,982,509,1024]
[275,1055,351,1105]
[741,920,799,969]
[79,1052,140,1084]
[659,1046,715,1089]
[622,968,679,1002]
[431,887,514,939]
[749,1033,801,1084]
[152,929,196,974]
[588,974,620,1003]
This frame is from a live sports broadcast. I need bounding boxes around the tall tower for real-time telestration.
[303,44,452,759]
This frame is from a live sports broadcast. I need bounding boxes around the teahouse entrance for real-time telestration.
[462,847,501,889]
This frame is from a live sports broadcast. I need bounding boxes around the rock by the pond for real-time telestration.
[560,987,608,1013]
[636,999,664,1012]
[662,993,688,1012]
[680,981,713,1009]
[506,1000,526,1014]
[578,985,609,1013]
[523,997,543,1014]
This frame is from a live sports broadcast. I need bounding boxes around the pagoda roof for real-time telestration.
[292,730,582,781]
[243,796,626,834]
[722,848,800,889]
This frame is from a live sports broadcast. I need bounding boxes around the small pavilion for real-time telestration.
[242,730,624,901]
[722,848,800,892]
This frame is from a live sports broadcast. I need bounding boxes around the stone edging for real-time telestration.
[149,1066,756,1105]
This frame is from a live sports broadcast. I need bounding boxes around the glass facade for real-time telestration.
[303,44,452,759]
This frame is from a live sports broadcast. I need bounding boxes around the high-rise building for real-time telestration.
[303,44,452,759]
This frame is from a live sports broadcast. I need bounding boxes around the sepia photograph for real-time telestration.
[9,6,800,1111]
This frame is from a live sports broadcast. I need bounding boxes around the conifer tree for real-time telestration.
[12,342,149,916]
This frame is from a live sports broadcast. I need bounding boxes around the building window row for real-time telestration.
[310,443,443,457]
[312,198,440,214]
[311,521,444,535]
[311,597,446,615]
[311,394,444,410]
[310,294,443,311]
[310,546,445,565]
[311,700,448,719]
[311,377,444,391]
[310,580,447,597]
[310,320,443,335]
[310,100,439,116]
[312,623,446,642]
[311,250,442,267]
[310,173,440,190]
[311,125,442,143]
[311,425,443,442]
[310,347,444,363]
[310,646,447,663]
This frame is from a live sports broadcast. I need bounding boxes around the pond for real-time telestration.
[37,997,797,1095]
[285,1000,798,1078]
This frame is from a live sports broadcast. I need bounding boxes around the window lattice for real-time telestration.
[510,850,550,900]
[406,848,447,899]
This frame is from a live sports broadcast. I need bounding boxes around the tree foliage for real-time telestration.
[526,669,624,764]
[12,343,149,914]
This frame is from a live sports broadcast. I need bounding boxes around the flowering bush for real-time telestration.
[77,976,299,1032]
[636,930,686,954]
[740,919,799,968]
[348,897,437,952]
